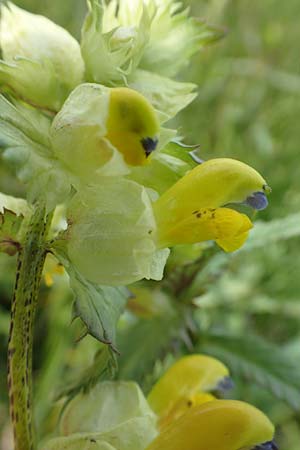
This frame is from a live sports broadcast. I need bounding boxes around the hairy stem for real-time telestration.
[7,205,52,450]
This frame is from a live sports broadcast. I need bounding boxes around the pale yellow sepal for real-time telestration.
[146,399,275,450]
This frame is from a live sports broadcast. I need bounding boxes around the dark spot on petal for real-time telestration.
[196,213,202,218]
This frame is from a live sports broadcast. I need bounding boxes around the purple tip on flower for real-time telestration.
[253,441,279,450]
[141,137,158,157]
[216,376,235,393]
[245,192,268,210]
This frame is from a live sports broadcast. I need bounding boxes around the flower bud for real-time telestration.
[0,2,84,111]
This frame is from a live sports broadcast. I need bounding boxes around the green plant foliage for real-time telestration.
[58,248,129,351]
[199,332,300,411]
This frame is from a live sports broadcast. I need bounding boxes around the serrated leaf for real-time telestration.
[0,95,72,209]
[56,346,118,401]
[54,246,129,352]
[199,332,300,411]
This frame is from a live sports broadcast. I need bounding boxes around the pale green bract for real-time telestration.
[81,0,152,85]
[0,2,84,111]
[0,95,72,210]
[129,70,197,122]
[101,0,223,77]
[81,0,222,119]
[64,178,169,286]
[41,381,158,450]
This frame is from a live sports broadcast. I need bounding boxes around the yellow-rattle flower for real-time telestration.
[154,158,271,252]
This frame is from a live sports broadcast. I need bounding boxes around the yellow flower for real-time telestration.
[147,354,230,430]
[154,158,270,252]
[146,399,276,450]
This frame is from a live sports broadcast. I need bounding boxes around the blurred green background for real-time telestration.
[1,0,300,449]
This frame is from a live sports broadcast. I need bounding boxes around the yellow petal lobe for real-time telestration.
[146,400,275,450]
[147,355,229,426]
[156,207,253,251]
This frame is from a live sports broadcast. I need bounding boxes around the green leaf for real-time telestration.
[117,313,182,387]
[71,274,128,353]
[199,332,300,411]
[0,192,31,255]
[0,95,72,209]
[54,245,129,352]
[56,346,118,401]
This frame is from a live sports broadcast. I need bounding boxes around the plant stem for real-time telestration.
[7,205,52,450]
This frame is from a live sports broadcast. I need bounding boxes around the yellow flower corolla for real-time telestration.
[106,87,160,166]
[147,354,229,430]
[51,84,160,182]
[146,400,275,450]
[154,158,270,251]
